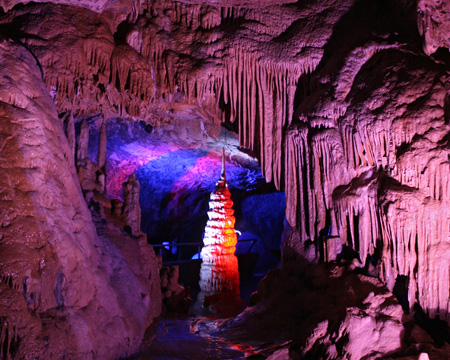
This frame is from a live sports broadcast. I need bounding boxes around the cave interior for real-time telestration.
[1,0,450,358]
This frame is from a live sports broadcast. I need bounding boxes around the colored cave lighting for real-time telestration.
[106,143,173,199]
[199,152,240,299]
[168,148,260,197]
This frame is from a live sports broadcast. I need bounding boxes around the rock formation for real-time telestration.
[197,151,243,315]
[123,173,142,236]
[76,118,108,195]
[1,0,450,358]
[0,37,161,359]
[223,235,407,359]
[160,265,192,313]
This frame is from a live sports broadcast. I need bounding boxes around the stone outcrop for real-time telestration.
[160,265,192,313]
[122,173,142,236]
[417,0,450,55]
[0,37,160,359]
[222,233,406,359]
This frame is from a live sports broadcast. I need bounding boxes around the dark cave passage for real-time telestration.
[85,114,287,310]
[84,114,288,360]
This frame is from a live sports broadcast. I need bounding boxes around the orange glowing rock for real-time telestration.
[198,150,242,309]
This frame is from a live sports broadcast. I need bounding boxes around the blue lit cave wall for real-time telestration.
[236,192,286,273]
[85,116,286,272]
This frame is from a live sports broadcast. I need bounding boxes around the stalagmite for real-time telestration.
[63,112,76,161]
[122,173,142,237]
[98,118,107,170]
[76,118,105,194]
[196,149,243,315]
[76,119,89,165]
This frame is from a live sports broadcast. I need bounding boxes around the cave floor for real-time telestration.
[129,315,248,360]
[128,274,267,359]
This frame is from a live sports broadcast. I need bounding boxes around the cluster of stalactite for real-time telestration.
[123,1,313,190]
[3,0,450,324]
[283,41,450,321]
[0,1,317,161]
[49,0,450,321]
[0,3,324,213]
[0,315,20,359]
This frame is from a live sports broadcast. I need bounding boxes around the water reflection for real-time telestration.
[128,316,246,360]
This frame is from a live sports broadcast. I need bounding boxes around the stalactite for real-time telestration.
[83,38,113,76]
[110,44,155,115]
[379,190,450,321]
[285,124,348,247]
[0,300,26,360]
[334,172,380,267]
[285,125,312,239]
[44,72,75,103]
[63,112,76,161]
[76,119,89,165]
[217,47,306,189]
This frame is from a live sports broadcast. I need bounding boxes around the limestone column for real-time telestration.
[197,150,243,315]
[122,173,141,236]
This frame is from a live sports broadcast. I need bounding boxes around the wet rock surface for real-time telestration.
[130,316,246,360]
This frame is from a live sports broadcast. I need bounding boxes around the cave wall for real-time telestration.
[0,34,161,360]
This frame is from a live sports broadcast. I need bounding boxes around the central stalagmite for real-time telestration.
[197,150,242,315]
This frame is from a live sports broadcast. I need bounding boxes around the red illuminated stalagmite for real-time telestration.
[197,150,243,315]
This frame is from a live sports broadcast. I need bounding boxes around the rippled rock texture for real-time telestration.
[197,163,244,316]
[0,38,161,360]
